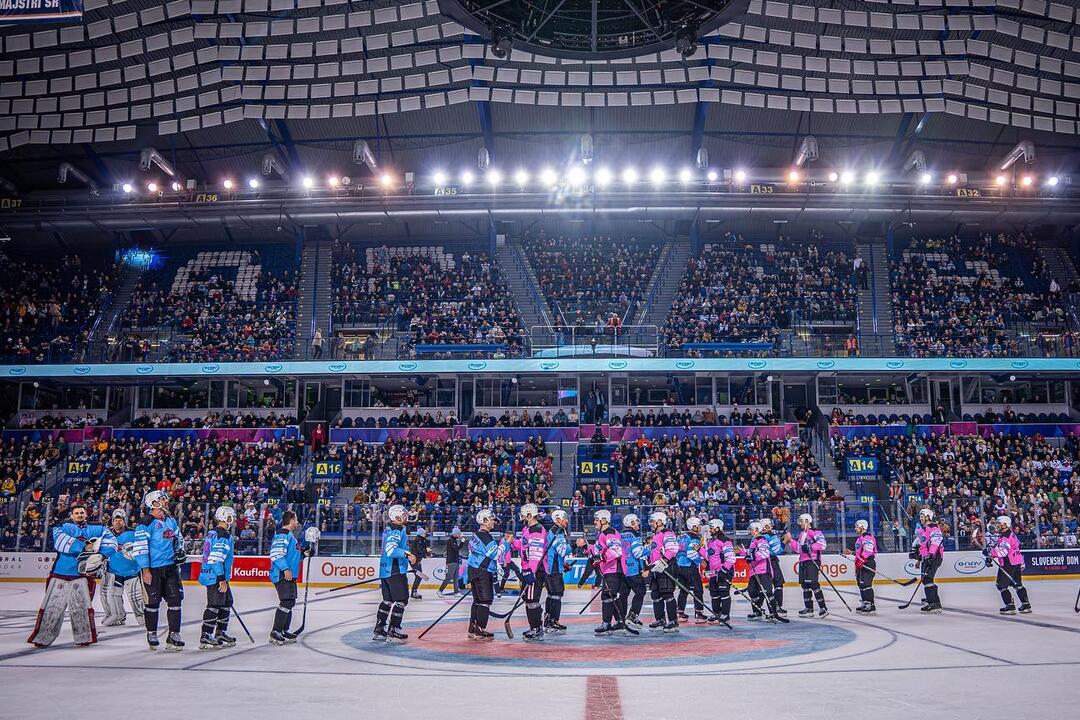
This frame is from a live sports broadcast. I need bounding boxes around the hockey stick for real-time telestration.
[898,579,924,610]
[417,590,471,640]
[732,584,790,624]
[577,585,605,614]
[661,568,733,629]
[969,535,1023,591]
[230,606,255,643]
[1074,585,1079,613]
[503,529,561,638]
[285,554,313,639]
[810,558,852,612]
[837,552,918,586]
[314,577,380,595]
[593,566,639,636]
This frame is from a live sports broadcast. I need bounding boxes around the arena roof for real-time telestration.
[2,0,1080,196]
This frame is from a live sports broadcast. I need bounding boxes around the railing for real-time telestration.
[635,242,675,325]
[530,324,659,358]
[511,244,552,329]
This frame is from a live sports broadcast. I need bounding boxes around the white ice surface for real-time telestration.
[1,579,1079,719]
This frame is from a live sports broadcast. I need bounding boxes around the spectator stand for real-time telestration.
[529,324,660,358]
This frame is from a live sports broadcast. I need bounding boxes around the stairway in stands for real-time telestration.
[856,241,896,356]
[495,242,550,337]
[297,228,333,354]
[88,264,144,343]
[549,442,578,498]
[1039,245,1080,289]
[638,239,691,330]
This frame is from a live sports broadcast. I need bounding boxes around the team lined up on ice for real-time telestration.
[27,488,316,651]
[28,491,1032,651]
[370,503,1034,645]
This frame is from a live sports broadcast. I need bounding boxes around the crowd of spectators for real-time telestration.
[663,237,858,352]
[0,252,117,363]
[0,439,61,499]
[832,432,1079,547]
[610,406,780,427]
[469,408,578,427]
[522,234,661,329]
[332,245,526,357]
[125,253,298,362]
[326,436,552,527]
[17,412,105,429]
[891,234,1069,358]
[336,410,459,428]
[610,435,836,511]
[130,411,299,429]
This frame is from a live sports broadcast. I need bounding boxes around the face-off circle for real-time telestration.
[337,614,863,675]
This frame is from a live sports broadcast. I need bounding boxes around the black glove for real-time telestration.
[908,548,918,560]
[984,556,994,568]
[173,544,188,564]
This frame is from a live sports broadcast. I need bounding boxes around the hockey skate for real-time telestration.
[385,628,408,644]
[694,611,709,624]
[999,604,1017,615]
[216,632,237,647]
[626,612,643,627]
[370,627,388,643]
[544,618,568,634]
[199,633,222,650]
[410,592,423,600]
[797,607,815,617]
[468,624,495,641]
[747,611,764,621]
[1018,603,1032,614]
[522,627,545,642]
[775,607,788,616]
[594,622,613,636]
[270,630,290,645]
[146,631,160,650]
[165,632,185,651]
[817,607,829,618]
[663,622,680,633]
[677,611,689,622]
[648,620,666,632]
[921,603,943,614]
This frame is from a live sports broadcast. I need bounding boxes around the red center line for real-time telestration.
[585,675,625,720]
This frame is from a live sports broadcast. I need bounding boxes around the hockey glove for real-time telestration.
[651,559,669,575]
[522,571,536,586]
[908,549,918,560]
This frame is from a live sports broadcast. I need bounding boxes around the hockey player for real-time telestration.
[27,501,109,648]
[785,513,828,618]
[989,516,1031,615]
[542,509,571,634]
[99,509,144,626]
[134,490,186,650]
[761,518,787,616]
[467,508,500,640]
[911,508,944,614]
[197,506,237,649]
[439,527,464,596]
[619,513,649,627]
[409,527,431,600]
[675,516,708,622]
[743,521,779,622]
[373,504,415,643]
[592,509,627,636]
[646,511,680,633]
[496,530,524,594]
[704,518,735,624]
[269,510,302,644]
[517,503,549,642]
[847,519,878,615]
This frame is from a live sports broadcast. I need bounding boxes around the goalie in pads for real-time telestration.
[27,502,110,648]
[100,509,145,626]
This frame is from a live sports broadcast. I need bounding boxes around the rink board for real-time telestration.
[4,550,1078,585]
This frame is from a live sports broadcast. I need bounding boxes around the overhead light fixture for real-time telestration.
[1021,175,1033,187]
[787,170,800,183]
[171,182,182,191]
[327,176,340,187]
[248,178,260,189]
[865,171,880,186]
[595,167,612,187]
[146,182,158,193]
[678,168,692,183]
[947,173,959,185]
[706,170,718,182]
[380,172,394,188]
[919,172,932,185]
[514,169,529,186]
[840,171,854,185]
[733,169,747,184]
[649,167,666,186]
[461,170,474,186]
[995,174,1007,186]
[122,183,134,194]
[1047,176,1060,187]
[540,167,558,187]
[827,172,839,183]
[222,179,234,190]
[433,171,447,186]
[622,167,638,185]
[486,169,502,186]
[567,166,586,185]
[301,176,313,189]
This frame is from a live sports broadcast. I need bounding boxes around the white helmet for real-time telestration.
[708,518,724,531]
[476,508,496,525]
[550,509,568,524]
[214,506,236,524]
[749,521,763,534]
[388,504,408,523]
[919,508,934,522]
[519,503,539,520]
[649,511,668,527]
[594,509,612,524]
[304,526,322,543]
[997,516,1012,529]
[760,517,774,530]
[143,489,169,511]
[111,508,128,521]
[854,519,868,532]
[622,513,640,529]
[798,513,813,526]
[686,516,702,531]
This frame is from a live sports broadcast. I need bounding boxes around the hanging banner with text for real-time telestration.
[0,0,83,23]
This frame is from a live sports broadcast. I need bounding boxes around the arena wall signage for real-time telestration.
[9,356,1080,379]
[0,0,82,23]
[1021,549,1080,576]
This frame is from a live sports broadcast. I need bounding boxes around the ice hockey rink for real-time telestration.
[1,579,1078,719]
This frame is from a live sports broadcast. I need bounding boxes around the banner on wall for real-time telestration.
[185,555,304,583]
[329,428,457,443]
[0,0,83,23]
[112,427,299,442]
[1021,549,1080,576]
[2,426,113,444]
[582,424,799,442]
[0,552,54,579]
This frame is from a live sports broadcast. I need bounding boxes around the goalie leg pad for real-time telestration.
[68,577,96,645]
[27,575,75,647]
